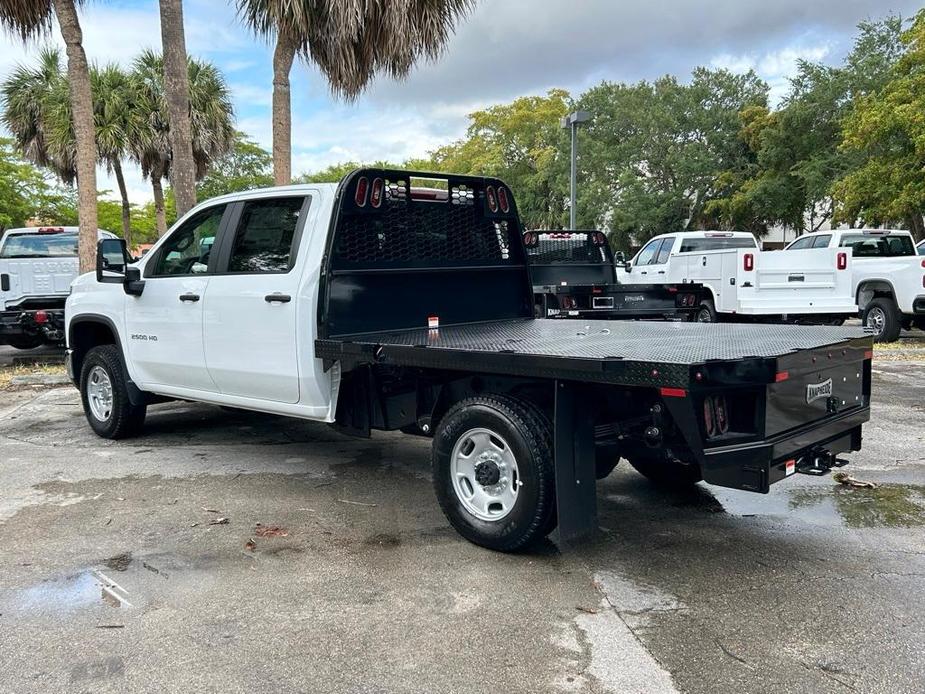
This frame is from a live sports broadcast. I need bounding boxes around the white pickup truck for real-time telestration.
[617,231,857,324]
[64,169,874,551]
[0,226,116,348]
[783,229,925,341]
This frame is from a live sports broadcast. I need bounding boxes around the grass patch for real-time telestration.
[0,362,67,389]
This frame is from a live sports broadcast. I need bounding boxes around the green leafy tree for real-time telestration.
[0,137,77,230]
[835,11,925,239]
[197,131,273,200]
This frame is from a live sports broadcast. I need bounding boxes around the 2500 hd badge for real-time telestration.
[130,334,158,342]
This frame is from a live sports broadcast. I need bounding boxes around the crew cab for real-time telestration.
[0,226,116,349]
[525,230,701,320]
[618,231,857,324]
[66,170,873,552]
[784,229,925,341]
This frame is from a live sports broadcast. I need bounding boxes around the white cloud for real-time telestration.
[711,43,833,104]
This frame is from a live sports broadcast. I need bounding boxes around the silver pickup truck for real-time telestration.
[0,226,116,349]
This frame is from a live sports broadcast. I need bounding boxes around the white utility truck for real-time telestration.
[65,170,874,551]
[784,229,925,341]
[0,226,116,348]
[617,231,857,324]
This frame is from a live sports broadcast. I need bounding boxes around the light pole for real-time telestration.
[561,110,591,230]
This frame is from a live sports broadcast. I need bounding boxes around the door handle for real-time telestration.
[658,271,666,274]
[179,293,200,302]
[265,293,292,303]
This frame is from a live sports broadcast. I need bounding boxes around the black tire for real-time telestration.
[626,452,702,488]
[862,298,901,342]
[79,345,146,439]
[693,299,717,323]
[432,394,555,552]
[7,335,44,350]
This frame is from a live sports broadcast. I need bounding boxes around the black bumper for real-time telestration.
[701,406,869,493]
[0,309,66,344]
[912,296,925,314]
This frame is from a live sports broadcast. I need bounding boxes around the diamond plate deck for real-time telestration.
[316,319,871,387]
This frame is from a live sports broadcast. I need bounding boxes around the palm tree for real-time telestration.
[131,50,234,236]
[158,0,198,218]
[0,0,98,273]
[234,0,475,185]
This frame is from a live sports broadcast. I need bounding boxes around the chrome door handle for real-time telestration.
[265,293,292,303]
[179,293,200,302]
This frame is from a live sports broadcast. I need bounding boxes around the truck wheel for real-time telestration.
[80,345,146,439]
[626,453,702,488]
[862,298,901,342]
[432,394,555,552]
[693,300,717,323]
[7,335,44,350]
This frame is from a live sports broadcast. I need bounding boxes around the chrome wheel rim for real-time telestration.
[450,428,521,522]
[696,307,713,323]
[865,307,886,336]
[87,366,114,422]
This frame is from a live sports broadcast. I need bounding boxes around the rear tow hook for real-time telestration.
[796,451,850,476]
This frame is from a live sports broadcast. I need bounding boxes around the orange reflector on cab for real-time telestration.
[659,387,687,398]
[864,350,873,360]
[775,371,789,382]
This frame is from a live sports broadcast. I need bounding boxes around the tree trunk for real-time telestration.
[909,213,925,242]
[152,175,168,237]
[159,0,197,216]
[272,32,297,186]
[53,0,98,274]
[112,159,132,249]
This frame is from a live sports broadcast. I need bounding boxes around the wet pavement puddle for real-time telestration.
[7,568,134,615]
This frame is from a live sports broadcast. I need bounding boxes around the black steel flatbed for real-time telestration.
[316,319,870,388]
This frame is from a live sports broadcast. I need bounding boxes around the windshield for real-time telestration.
[0,232,79,258]
[526,233,611,264]
[839,234,915,258]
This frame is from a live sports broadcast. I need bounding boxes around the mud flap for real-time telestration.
[553,380,598,545]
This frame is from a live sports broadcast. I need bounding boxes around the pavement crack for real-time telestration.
[714,639,755,671]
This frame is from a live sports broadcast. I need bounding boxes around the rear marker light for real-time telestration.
[354,177,369,207]
[660,387,687,398]
[743,253,754,271]
[864,350,873,360]
[486,185,498,213]
[370,178,384,208]
[497,186,510,213]
[775,371,789,382]
[837,252,848,270]
[34,310,48,324]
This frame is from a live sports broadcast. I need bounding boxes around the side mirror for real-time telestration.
[96,238,144,296]
[614,251,626,263]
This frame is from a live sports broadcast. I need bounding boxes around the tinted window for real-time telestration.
[152,205,225,276]
[654,238,673,264]
[839,234,915,258]
[812,234,832,248]
[679,236,757,252]
[787,236,814,250]
[918,242,925,256]
[227,198,306,273]
[0,232,78,258]
[634,239,662,266]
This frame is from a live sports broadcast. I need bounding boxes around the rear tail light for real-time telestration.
[703,398,715,437]
[354,177,369,207]
[497,186,510,213]
[703,395,729,437]
[837,252,847,270]
[370,178,384,208]
[713,396,729,434]
[37,227,64,234]
[522,232,538,247]
[34,310,48,324]
[486,185,498,213]
[743,253,754,271]
[591,231,606,246]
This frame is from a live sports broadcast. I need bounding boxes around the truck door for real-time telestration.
[202,195,310,404]
[126,204,228,392]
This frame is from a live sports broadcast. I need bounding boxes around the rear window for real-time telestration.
[839,234,915,257]
[0,232,78,258]
[526,233,610,264]
[679,236,757,252]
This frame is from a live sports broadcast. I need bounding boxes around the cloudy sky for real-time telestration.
[0,0,920,203]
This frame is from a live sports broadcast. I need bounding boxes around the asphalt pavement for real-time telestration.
[0,348,922,693]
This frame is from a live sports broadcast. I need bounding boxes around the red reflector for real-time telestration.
[667,286,678,293]
[354,177,369,207]
[837,252,847,270]
[486,185,498,213]
[864,349,873,360]
[743,253,754,271]
[497,186,510,213]
[659,387,687,398]
[785,459,796,476]
[370,178,384,208]
[34,310,48,324]
[37,227,64,234]
[775,371,789,382]
[592,287,602,294]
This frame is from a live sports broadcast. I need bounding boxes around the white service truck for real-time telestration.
[64,169,874,551]
[617,231,857,324]
[784,229,925,341]
[0,226,116,348]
